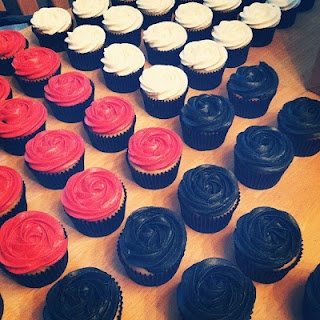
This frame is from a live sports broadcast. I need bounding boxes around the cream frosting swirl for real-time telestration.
[72,0,110,18]
[136,0,175,15]
[266,0,301,11]
[203,0,242,11]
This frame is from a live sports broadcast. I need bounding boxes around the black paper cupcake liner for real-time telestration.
[298,0,315,11]
[285,135,320,157]
[106,28,142,47]
[185,24,213,43]
[112,0,137,7]
[74,15,104,28]
[6,89,13,100]
[142,10,173,30]
[226,43,251,68]
[145,42,183,66]
[277,7,298,29]
[211,6,242,26]
[251,26,276,47]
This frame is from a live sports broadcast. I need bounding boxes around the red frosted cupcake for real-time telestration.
[0,30,28,76]
[24,129,85,190]
[61,167,127,237]
[0,77,12,100]
[44,72,95,123]
[12,47,61,98]
[84,96,136,153]
[0,166,27,227]
[0,97,47,155]
[0,211,68,288]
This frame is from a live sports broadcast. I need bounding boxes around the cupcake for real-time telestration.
[117,206,187,286]
[112,0,137,6]
[177,258,256,320]
[43,267,123,320]
[126,127,183,189]
[12,47,61,98]
[0,211,68,288]
[239,2,281,47]
[102,5,143,47]
[234,126,294,189]
[0,30,28,76]
[139,65,188,119]
[0,166,27,227]
[178,164,240,233]
[233,206,303,283]
[65,25,106,71]
[174,2,213,42]
[83,96,136,152]
[298,0,315,11]
[179,39,228,90]
[212,20,253,68]
[101,43,145,93]
[61,167,127,237]
[0,97,47,156]
[30,7,73,52]
[44,71,95,123]
[179,94,235,150]
[143,21,187,66]
[24,129,85,190]
[0,77,12,100]
[226,62,279,118]
[277,97,320,157]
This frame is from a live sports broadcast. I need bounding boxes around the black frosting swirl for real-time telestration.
[118,206,187,273]
[234,207,302,269]
[227,62,279,99]
[43,267,121,320]
[177,258,256,320]
[304,264,320,320]
[180,94,235,132]
[178,164,239,217]
[234,125,294,173]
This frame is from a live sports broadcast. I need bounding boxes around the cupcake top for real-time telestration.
[234,206,302,269]
[0,77,11,100]
[136,0,175,15]
[266,0,301,11]
[84,96,135,135]
[101,43,145,76]
[128,127,183,171]
[0,30,27,58]
[143,21,188,51]
[177,258,256,320]
[212,20,253,50]
[227,61,279,99]
[180,40,228,72]
[0,97,47,138]
[44,71,93,107]
[24,129,85,173]
[102,5,143,33]
[175,3,213,30]
[203,0,242,11]
[303,264,320,319]
[30,7,72,35]
[12,47,60,80]
[72,0,110,18]
[0,166,23,214]
[118,206,187,273]
[240,2,281,29]
[64,25,106,54]
[139,65,188,100]
[43,267,122,320]
[0,211,68,274]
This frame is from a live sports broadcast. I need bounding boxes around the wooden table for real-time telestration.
[0,4,319,319]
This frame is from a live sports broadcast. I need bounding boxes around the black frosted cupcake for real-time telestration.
[180,94,235,151]
[43,267,123,320]
[178,164,240,233]
[177,258,256,320]
[117,206,187,286]
[233,206,303,284]
[234,126,294,190]
[277,97,320,157]
[227,62,279,118]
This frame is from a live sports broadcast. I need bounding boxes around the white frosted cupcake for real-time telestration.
[139,65,188,119]
[101,43,145,93]
[143,21,187,66]
[212,20,253,68]
[179,39,228,90]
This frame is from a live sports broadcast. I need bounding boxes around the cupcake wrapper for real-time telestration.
[145,42,183,66]
[226,43,251,68]
[298,0,315,11]
[277,7,298,29]
[84,116,136,153]
[185,24,213,43]
[284,135,320,157]
[106,28,142,47]
[26,153,85,190]
[142,10,173,30]
[211,6,242,26]
[112,0,137,7]
[74,15,104,28]
[6,89,13,100]
[251,27,276,47]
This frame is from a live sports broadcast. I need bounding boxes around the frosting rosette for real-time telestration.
[266,0,301,11]
[43,267,122,320]
[0,211,68,274]
[177,258,256,320]
[0,77,11,100]
[136,0,174,15]
[0,30,27,58]
[72,0,110,18]
[203,0,242,11]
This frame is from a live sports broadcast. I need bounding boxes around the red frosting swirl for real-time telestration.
[24,129,85,173]
[84,96,135,135]
[0,166,23,213]
[128,127,183,171]
[61,167,124,221]
[0,97,47,138]
[0,211,68,274]
[12,47,61,80]
[44,71,93,107]
[0,77,11,100]
[0,30,26,58]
